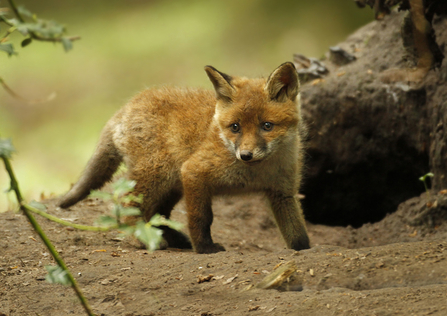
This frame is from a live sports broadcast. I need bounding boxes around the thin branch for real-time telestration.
[0,15,14,27]
[0,25,16,43]
[7,0,24,23]
[3,153,23,202]
[32,34,81,43]
[26,203,116,231]
[0,77,56,104]
[1,155,96,316]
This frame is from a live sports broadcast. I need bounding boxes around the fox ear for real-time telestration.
[204,66,235,103]
[265,62,299,102]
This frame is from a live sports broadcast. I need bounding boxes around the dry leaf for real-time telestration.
[248,305,260,311]
[256,261,299,290]
[223,274,238,285]
[92,249,107,253]
[310,78,325,85]
[197,274,214,283]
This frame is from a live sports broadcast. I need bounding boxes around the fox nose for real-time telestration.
[240,150,253,161]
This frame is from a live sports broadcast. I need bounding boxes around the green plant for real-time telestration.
[419,172,434,195]
[0,0,79,56]
[0,137,95,316]
[0,2,91,313]
[1,137,184,315]
[0,0,80,100]
[91,178,184,251]
[0,4,182,314]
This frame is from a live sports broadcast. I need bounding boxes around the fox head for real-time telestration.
[205,62,301,165]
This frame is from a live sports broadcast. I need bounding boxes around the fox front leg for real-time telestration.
[181,168,225,254]
[266,191,310,251]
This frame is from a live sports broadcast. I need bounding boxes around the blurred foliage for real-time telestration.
[0,137,15,159]
[0,0,78,55]
[45,265,71,286]
[0,0,373,211]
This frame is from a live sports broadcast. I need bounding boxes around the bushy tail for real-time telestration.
[59,124,122,208]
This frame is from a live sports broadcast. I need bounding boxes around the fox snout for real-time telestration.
[239,150,253,161]
[235,146,267,164]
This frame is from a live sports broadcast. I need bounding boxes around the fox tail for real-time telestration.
[59,122,122,208]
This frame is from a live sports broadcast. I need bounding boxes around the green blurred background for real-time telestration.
[0,0,372,211]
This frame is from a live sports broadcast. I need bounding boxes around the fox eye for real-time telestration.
[262,122,274,131]
[230,123,240,133]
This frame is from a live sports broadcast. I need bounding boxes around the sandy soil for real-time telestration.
[1,191,447,316]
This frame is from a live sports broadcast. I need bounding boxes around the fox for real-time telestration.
[59,62,310,254]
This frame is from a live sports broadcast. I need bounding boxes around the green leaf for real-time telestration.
[111,204,123,217]
[419,172,434,182]
[0,43,17,56]
[0,138,15,158]
[121,193,143,204]
[134,221,163,252]
[15,22,30,36]
[28,200,47,211]
[42,20,65,36]
[6,18,21,27]
[17,5,34,19]
[112,178,136,197]
[45,265,72,286]
[89,190,112,201]
[21,37,32,47]
[61,37,72,52]
[14,20,65,38]
[149,214,184,231]
[117,224,135,236]
[95,215,118,227]
[119,206,141,217]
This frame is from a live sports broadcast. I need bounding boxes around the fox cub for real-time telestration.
[59,62,310,253]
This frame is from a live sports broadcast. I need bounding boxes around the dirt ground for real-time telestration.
[2,9,447,316]
[1,191,447,316]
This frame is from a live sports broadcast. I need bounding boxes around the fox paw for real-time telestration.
[291,236,310,251]
[195,242,226,254]
[161,227,192,249]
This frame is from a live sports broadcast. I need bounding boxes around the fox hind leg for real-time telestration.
[136,184,192,249]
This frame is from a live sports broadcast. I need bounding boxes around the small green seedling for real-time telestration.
[90,177,143,226]
[90,178,183,251]
[419,172,434,195]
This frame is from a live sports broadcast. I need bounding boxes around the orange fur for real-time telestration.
[59,62,310,253]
